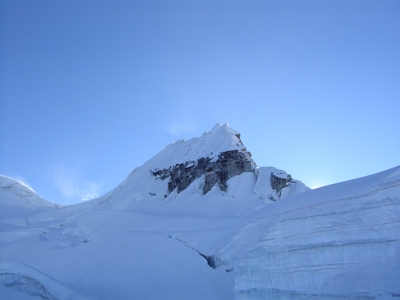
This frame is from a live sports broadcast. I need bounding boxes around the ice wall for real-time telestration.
[216,167,400,299]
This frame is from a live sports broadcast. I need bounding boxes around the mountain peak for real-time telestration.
[144,124,255,196]
[143,123,249,170]
[116,123,306,203]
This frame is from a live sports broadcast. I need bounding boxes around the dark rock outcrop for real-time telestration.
[151,149,255,196]
[203,150,254,194]
[270,173,293,196]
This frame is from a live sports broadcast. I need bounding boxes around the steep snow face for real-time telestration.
[142,123,251,170]
[215,166,400,299]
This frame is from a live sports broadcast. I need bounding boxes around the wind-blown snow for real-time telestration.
[1,124,398,299]
[0,175,59,210]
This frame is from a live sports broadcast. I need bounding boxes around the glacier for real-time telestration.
[0,123,399,299]
[216,166,400,299]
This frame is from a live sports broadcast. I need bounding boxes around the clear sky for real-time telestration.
[1,0,399,205]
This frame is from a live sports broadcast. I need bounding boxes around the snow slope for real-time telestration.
[0,175,58,210]
[142,123,251,170]
[1,124,398,299]
[0,176,235,299]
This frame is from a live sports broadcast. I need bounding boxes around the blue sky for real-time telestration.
[1,0,399,205]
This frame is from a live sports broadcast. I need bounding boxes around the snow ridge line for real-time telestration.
[235,179,400,232]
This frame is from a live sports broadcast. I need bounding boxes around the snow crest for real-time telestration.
[142,123,248,170]
[0,175,59,209]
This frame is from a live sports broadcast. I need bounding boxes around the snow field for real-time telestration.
[2,125,398,299]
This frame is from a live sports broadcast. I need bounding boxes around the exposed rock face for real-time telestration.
[151,149,255,196]
[203,150,255,194]
[270,172,293,196]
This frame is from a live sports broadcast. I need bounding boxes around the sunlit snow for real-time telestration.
[1,124,399,299]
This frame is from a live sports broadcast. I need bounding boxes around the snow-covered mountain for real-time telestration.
[1,124,399,299]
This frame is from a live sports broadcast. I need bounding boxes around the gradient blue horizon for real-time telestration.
[1,0,399,204]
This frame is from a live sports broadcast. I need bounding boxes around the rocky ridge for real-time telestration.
[151,149,255,196]
[148,124,300,199]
